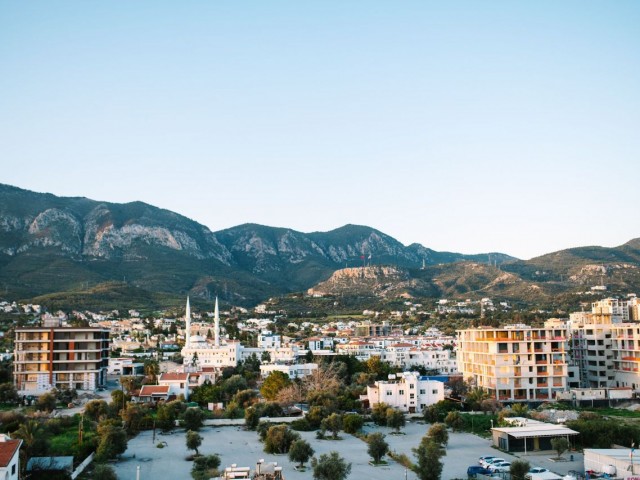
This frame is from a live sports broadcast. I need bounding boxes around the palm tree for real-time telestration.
[13,420,43,458]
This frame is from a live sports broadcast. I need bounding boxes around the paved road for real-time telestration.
[112,420,585,480]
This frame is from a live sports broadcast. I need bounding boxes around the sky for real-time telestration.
[1,1,639,260]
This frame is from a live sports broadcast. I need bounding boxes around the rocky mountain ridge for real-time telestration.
[1,183,639,308]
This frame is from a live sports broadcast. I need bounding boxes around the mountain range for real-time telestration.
[0,183,638,310]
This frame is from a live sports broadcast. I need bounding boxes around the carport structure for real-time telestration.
[491,418,579,454]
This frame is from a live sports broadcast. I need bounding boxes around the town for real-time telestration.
[2,294,640,480]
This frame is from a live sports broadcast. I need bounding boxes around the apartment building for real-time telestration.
[364,371,444,413]
[382,344,457,374]
[457,322,569,402]
[13,323,110,394]
[570,297,640,389]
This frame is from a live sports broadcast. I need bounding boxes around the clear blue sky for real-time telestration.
[1,1,638,260]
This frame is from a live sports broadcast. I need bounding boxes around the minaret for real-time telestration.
[185,297,191,349]
[214,296,220,348]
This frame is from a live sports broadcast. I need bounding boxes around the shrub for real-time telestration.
[343,413,364,434]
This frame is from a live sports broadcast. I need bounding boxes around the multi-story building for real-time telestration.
[382,344,457,374]
[569,297,640,389]
[364,371,444,413]
[457,322,569,402]
[355,321,390,337]
[13,323,109,394]
[259,363,318,379]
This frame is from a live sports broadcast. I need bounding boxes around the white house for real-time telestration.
[158,372,190,398]
[260,363,319,379]
[364,371,444,413]
[0,434,22,480]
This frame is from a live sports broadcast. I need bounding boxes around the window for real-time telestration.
[399,390,404,395]
[432,390,438,394]
[410,393,415,399]
[409,384,415,389]
[419,389,425,394]
[386,391,392,396]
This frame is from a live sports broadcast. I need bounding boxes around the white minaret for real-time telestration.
[214,296,220,348]
[185,296,191,348]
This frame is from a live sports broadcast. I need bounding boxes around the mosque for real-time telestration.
[181,297,242,369]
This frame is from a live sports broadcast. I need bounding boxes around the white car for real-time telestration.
[490,462,512,473]
[482,457,506,468]
[479,455,496,465]
[529,467,549,474]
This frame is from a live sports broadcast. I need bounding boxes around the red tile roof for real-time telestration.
[139,385,170,397]
[159,372,188,382]
[0,439,22,467]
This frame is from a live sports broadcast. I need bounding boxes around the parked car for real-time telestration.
[529,467,549,474]
[490,462,512,473]
[468,465,493,478]
[482,457,506,468]
[479,455,496,465]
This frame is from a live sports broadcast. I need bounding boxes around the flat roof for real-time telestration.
[493,422,579,439]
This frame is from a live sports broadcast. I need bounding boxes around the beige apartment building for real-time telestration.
[457,322,569,402]
[14,324,110,394]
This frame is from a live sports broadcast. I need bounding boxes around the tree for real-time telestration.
[364,356,391,379]
[264,424,300,454]
[343,413,364,434]
[427,423,449,448]
[13,419,47,459]
[183,407,204,431]
[447,377,469,399]
[191,454,221,480]
[423,399,460,423]
[413,437,444,480]
[120,376,142,394]
[121,403,148,435]
[222,375,248,400]
[186,430,203,456]
[110,389,127,414]
[321,413,342,439]
[510,459,531,480]
[233,389,258,408]
[367,432,389,464]
[386,408,405,434]
[0,383,19,404]
[551,437,569,459]
[96,422,128,461]
[143,359,160,384]
[303,365,342,399]
[157,402,177,431]
[444,411,464,432]
[245,406,261,431]
[260,371,292,401]
[465,387,489,411]
[85,400,110,421]
[276,383,304,408]
[311,451,352,480]
[371,402,390,426]
[36,392,56,412]
[92,464,118,480]
[288,439,314,468]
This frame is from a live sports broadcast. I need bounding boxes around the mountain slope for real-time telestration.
[2,183,639,310]
[0,183,517,306]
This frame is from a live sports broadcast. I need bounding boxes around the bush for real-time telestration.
[264,424,300,454]
[290,417,314,431]
[343,413,364,434]
[191,454,221,480]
